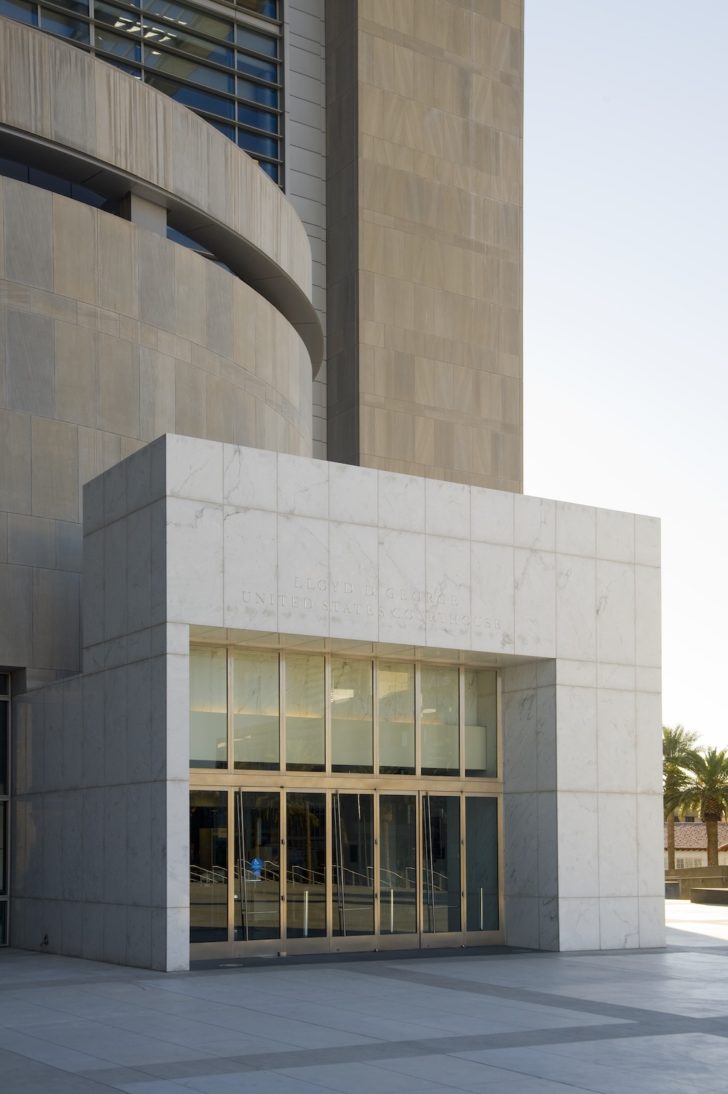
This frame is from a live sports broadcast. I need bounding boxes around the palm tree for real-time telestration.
[665,748,728,867]
[663,725,699,871]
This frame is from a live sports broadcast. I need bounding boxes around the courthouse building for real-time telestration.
[0,1,664,969]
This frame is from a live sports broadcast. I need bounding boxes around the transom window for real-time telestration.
[189,647,499,779]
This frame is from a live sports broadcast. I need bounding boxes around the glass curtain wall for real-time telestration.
[189,647,501,954]
[0,0,284,180]
[190,648,499,780]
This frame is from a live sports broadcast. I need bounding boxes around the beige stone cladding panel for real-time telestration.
[0,178,312,682]
[355,0,523,490]
[0,17,313,302]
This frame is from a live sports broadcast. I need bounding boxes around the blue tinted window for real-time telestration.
[144,51,235,95]
[52,0,90,13]
[40,12,90,42]
[259,161,279,183]
[146,0,233,42]
[105,57,142,77]
[144,22,233,65]
[237,0,277,17]
[0,157,29,182]
[28,167,71,196]
[237,130,277,159]
[0,0,38,24]
[208,119,236,141]
[145,74,235,119]
[238,78,278,108]
[236,54,277,82]
[236,25,277,56]
[238,104,277,132]
[95,27,141,60]
[95,4,142,35]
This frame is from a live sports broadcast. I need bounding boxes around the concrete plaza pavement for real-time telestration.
[2,901,728,1093]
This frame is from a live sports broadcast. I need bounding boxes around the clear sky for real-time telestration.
[523,1,728,750]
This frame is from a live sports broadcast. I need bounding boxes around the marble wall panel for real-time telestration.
[278,451,329,518]
[635,691,663,795]
[377,470,426,533]
[166,498,223,626]
[470,541,515,652]
[328,521,378,640]
[635,515,660,567]
[425,534,470,648]
[638,896,665,948]
[329,462,378,525]
[377,528,427,645]
[514,496,555,552]
[557,897,600,951]
[596,560,636,666]
[277,514,329,635]
[635,564,661,668]
[597,689,637,793]
[471,486,514,545]
[555,501,596,558]
[556,793,600,899]
[597,794,639,898]
[223,445,277,512]
[596,509,635,563]
[554,685,597,792]
[637,794,665,898]
[514,548,556,657]
[223,508,278,631]
[599,897,640,949]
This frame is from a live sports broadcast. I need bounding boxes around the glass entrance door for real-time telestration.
[234,791,280,941]
[379,794,417,937]
[422,794,461,938]
[332,793,374,939]
[286,792,327,939]
[190,788,500,956]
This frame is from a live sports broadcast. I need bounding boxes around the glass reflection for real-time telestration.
[285,654,325,771]
[423,795,461,933]
[143,50,235,94]
[333,794,373,936]
[236,130,278,159]
[144,74,235,119]
[464,670,497,777]
[331,659,373,773]
[41,10,89,40]
[421,666,459,776]
[189,647,227,768]
[286,793,326,938]
[234,791,280,940]
[466,798,498,931]
[233,650,279,770]
[0,0,38,25]
[378,663,415,774]
[146,0,233,42]
[379,795,417,934]
[189,790,227,941]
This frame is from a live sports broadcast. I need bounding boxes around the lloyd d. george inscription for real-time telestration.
[234,575,503,632]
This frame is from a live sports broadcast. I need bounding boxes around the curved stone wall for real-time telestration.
[0,177,313,684]
[0,17,323,365]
